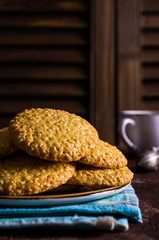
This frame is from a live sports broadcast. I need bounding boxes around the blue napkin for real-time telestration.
[0,184,142,231]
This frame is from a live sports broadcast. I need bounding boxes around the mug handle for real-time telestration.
[121,118,138,150]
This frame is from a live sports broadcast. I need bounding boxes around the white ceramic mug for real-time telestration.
[119,110,159,153]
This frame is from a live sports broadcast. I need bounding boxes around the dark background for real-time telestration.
[0,0,159,146]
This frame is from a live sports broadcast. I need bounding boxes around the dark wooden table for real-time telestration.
[0,158,158,240]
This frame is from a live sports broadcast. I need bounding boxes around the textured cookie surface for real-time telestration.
[0,127,18,158]
[0,152,75,196]
[67,163,133,187]
[80,140,127,168]
[9,108,99,162]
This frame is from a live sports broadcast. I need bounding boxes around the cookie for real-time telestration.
[67,163,133,187]
[0,127,19,158]
[9,108,99,162]
[80,140,127,168]
[0,152,75,196]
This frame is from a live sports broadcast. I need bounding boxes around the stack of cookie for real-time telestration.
[0,108,133,196]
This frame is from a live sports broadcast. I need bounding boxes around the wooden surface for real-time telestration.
[0,157,158,240]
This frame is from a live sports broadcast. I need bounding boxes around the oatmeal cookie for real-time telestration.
[80,140,127,168]
[0,127,18,158]
[67,163,133,187]
[0,152,75,196]
[9,108,99,162]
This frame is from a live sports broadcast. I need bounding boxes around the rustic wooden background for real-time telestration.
[0,0,158,145]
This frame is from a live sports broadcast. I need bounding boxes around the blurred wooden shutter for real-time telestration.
[117,0,141,113]
[0,0,90,127]
[118,0,159,114]
[90,0,115,144]
[0,0,116,144]
[141,0,159,110]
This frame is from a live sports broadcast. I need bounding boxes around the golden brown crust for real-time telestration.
[79,140,127,168]
[9,108,99,162]
[0,127,19,158]
[0,152,75,196]
[67,163,133,187]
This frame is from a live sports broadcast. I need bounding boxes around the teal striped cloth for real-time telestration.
[0,184,142,231]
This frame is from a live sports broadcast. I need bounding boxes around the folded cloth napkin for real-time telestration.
[0,184,142,231]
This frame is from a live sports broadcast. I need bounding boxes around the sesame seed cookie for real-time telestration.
[79,140,127,168]
[0,152,75,196]
[67,163,133,187]
[0,127,19,158]
[9,108,99,162]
